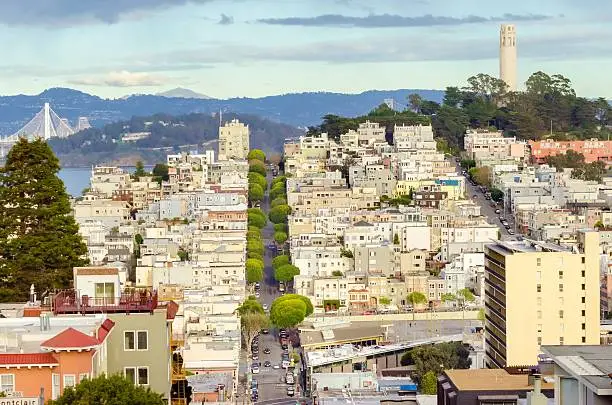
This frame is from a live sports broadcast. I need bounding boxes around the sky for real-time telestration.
[0,0,611,99]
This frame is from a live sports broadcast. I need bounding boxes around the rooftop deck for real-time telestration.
[50,289,158,315]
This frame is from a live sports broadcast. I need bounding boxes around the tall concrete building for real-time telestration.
[484,231,600,368]
[499,24,517,91]
[218,118,249,160]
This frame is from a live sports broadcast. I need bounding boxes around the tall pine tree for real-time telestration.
[0,138,88,301]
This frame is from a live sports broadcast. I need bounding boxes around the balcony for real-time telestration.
[51,288,158,315]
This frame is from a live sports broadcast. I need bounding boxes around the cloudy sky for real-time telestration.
[0,0,610,99]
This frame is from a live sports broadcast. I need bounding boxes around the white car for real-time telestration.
[262,304,268,311]
[273,364,281,369]
[252,365,260,374]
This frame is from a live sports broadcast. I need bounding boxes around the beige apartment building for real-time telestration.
[218,119,249,160]
[484,231,600,369]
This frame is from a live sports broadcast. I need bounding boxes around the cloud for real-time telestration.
[69,71,166,87]
[257,13,551,28]
[0,0,212,26]
[219,13,234,25]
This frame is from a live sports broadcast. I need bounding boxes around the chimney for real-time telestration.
[532,373,542,395]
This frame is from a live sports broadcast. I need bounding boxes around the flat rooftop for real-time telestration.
[542,345,612,393]
[444,369,553,392]
[487,239,572,255]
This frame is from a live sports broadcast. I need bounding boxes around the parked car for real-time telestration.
[508,230,515,235]
[287,386,295,396]
[264,361,271,367]
[495,209,500,214]
[263,348,271,354]
[261,328,269,334]
[252,365,260,374]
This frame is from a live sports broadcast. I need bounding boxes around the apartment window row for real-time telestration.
[1,373,89,397]
[124,330,149,351]
[125,367,149,385]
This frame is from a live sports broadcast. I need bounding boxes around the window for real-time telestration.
[537,337,542,345]
[581,270,585,277]
[581,284,585,290]
[0,374,14,394]
[537,324,542,333]
[94,282,115,303]
[125,367,148,385]
[79,373,89,382]
[582,297,586,303]
[52,374,60,399]
[125,367,136,383]
[582,323,586,330]
[125,331,148,351]
[537,284,542,293]
[559,284,564,292]
[138,367,149,385]
[559,310,564,319]
[558,270,563,279]
[124,331,135,350]
[64,374,76,388]
[536,258,541,266]
[560,337,564,345]
[582,337,586,343]
[582,257,585,264]
[582,310,586,316]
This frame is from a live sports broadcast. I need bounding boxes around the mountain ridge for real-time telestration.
[0,87,444,135]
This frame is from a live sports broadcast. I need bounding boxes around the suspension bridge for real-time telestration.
[0,103,89,158]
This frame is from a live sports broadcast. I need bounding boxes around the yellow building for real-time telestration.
[484,231,600,368]
[218,119,249,160]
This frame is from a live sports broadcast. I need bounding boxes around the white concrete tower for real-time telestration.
[499,24,517,91]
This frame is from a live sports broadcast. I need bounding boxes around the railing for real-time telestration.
[52,289,158,314]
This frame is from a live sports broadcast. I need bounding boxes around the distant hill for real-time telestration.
[48,112,303,167]
[0,87,444,136]
[156,88,212,99]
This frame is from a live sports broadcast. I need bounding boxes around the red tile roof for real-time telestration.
[0,353,58,366]
[97,319,115,342]
[41,327,100,350]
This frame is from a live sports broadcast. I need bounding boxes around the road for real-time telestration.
[254,169,296,403]
[457,162,518,241]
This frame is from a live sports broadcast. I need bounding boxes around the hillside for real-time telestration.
[48,112,303,167]
[0,88,444,135]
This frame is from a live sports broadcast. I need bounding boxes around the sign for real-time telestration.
[0,399,40,405]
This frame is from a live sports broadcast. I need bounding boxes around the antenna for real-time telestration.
[219,109,222,127]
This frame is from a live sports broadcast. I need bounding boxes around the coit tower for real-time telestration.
[499,24,517,91]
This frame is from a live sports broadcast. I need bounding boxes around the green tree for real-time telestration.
[273,223,288,233]
[468,166,491,187]
[248,210,267,229]
[477,308,485,322]
[271,175,287,188]
[272,255,290,269]
[249,160,266,176]
[0,138,88,301]
[269,185,287,201]
[274,264,300,283]
[271,197,288,208]
[177,249,189,262]
[237,296,264,316]
[460,159,476,170]
[247,240,264,256]
[247,149,266,162]
[379,296,391,306]
[247,230,262,241]
[152,163,169,182]
[48,374,164,405]
[246,258,264,284]
[443,86,463,108]
[408,93,423,113]
[407,292,427,306]
[134,160,147,179]
[248,184,264,202]
[248,172,267,190]
[490,187,504,202]
[269,205,291,224]
[274,231,288,245]
[420,371,437,395]
[457,288,475,303]
[270,294,314,328]
[595,220,605,230]
[441,293,457,302]
[134,233,144,245]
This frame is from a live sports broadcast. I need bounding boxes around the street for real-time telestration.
[252,169,298,403]
[457,162,517,241]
